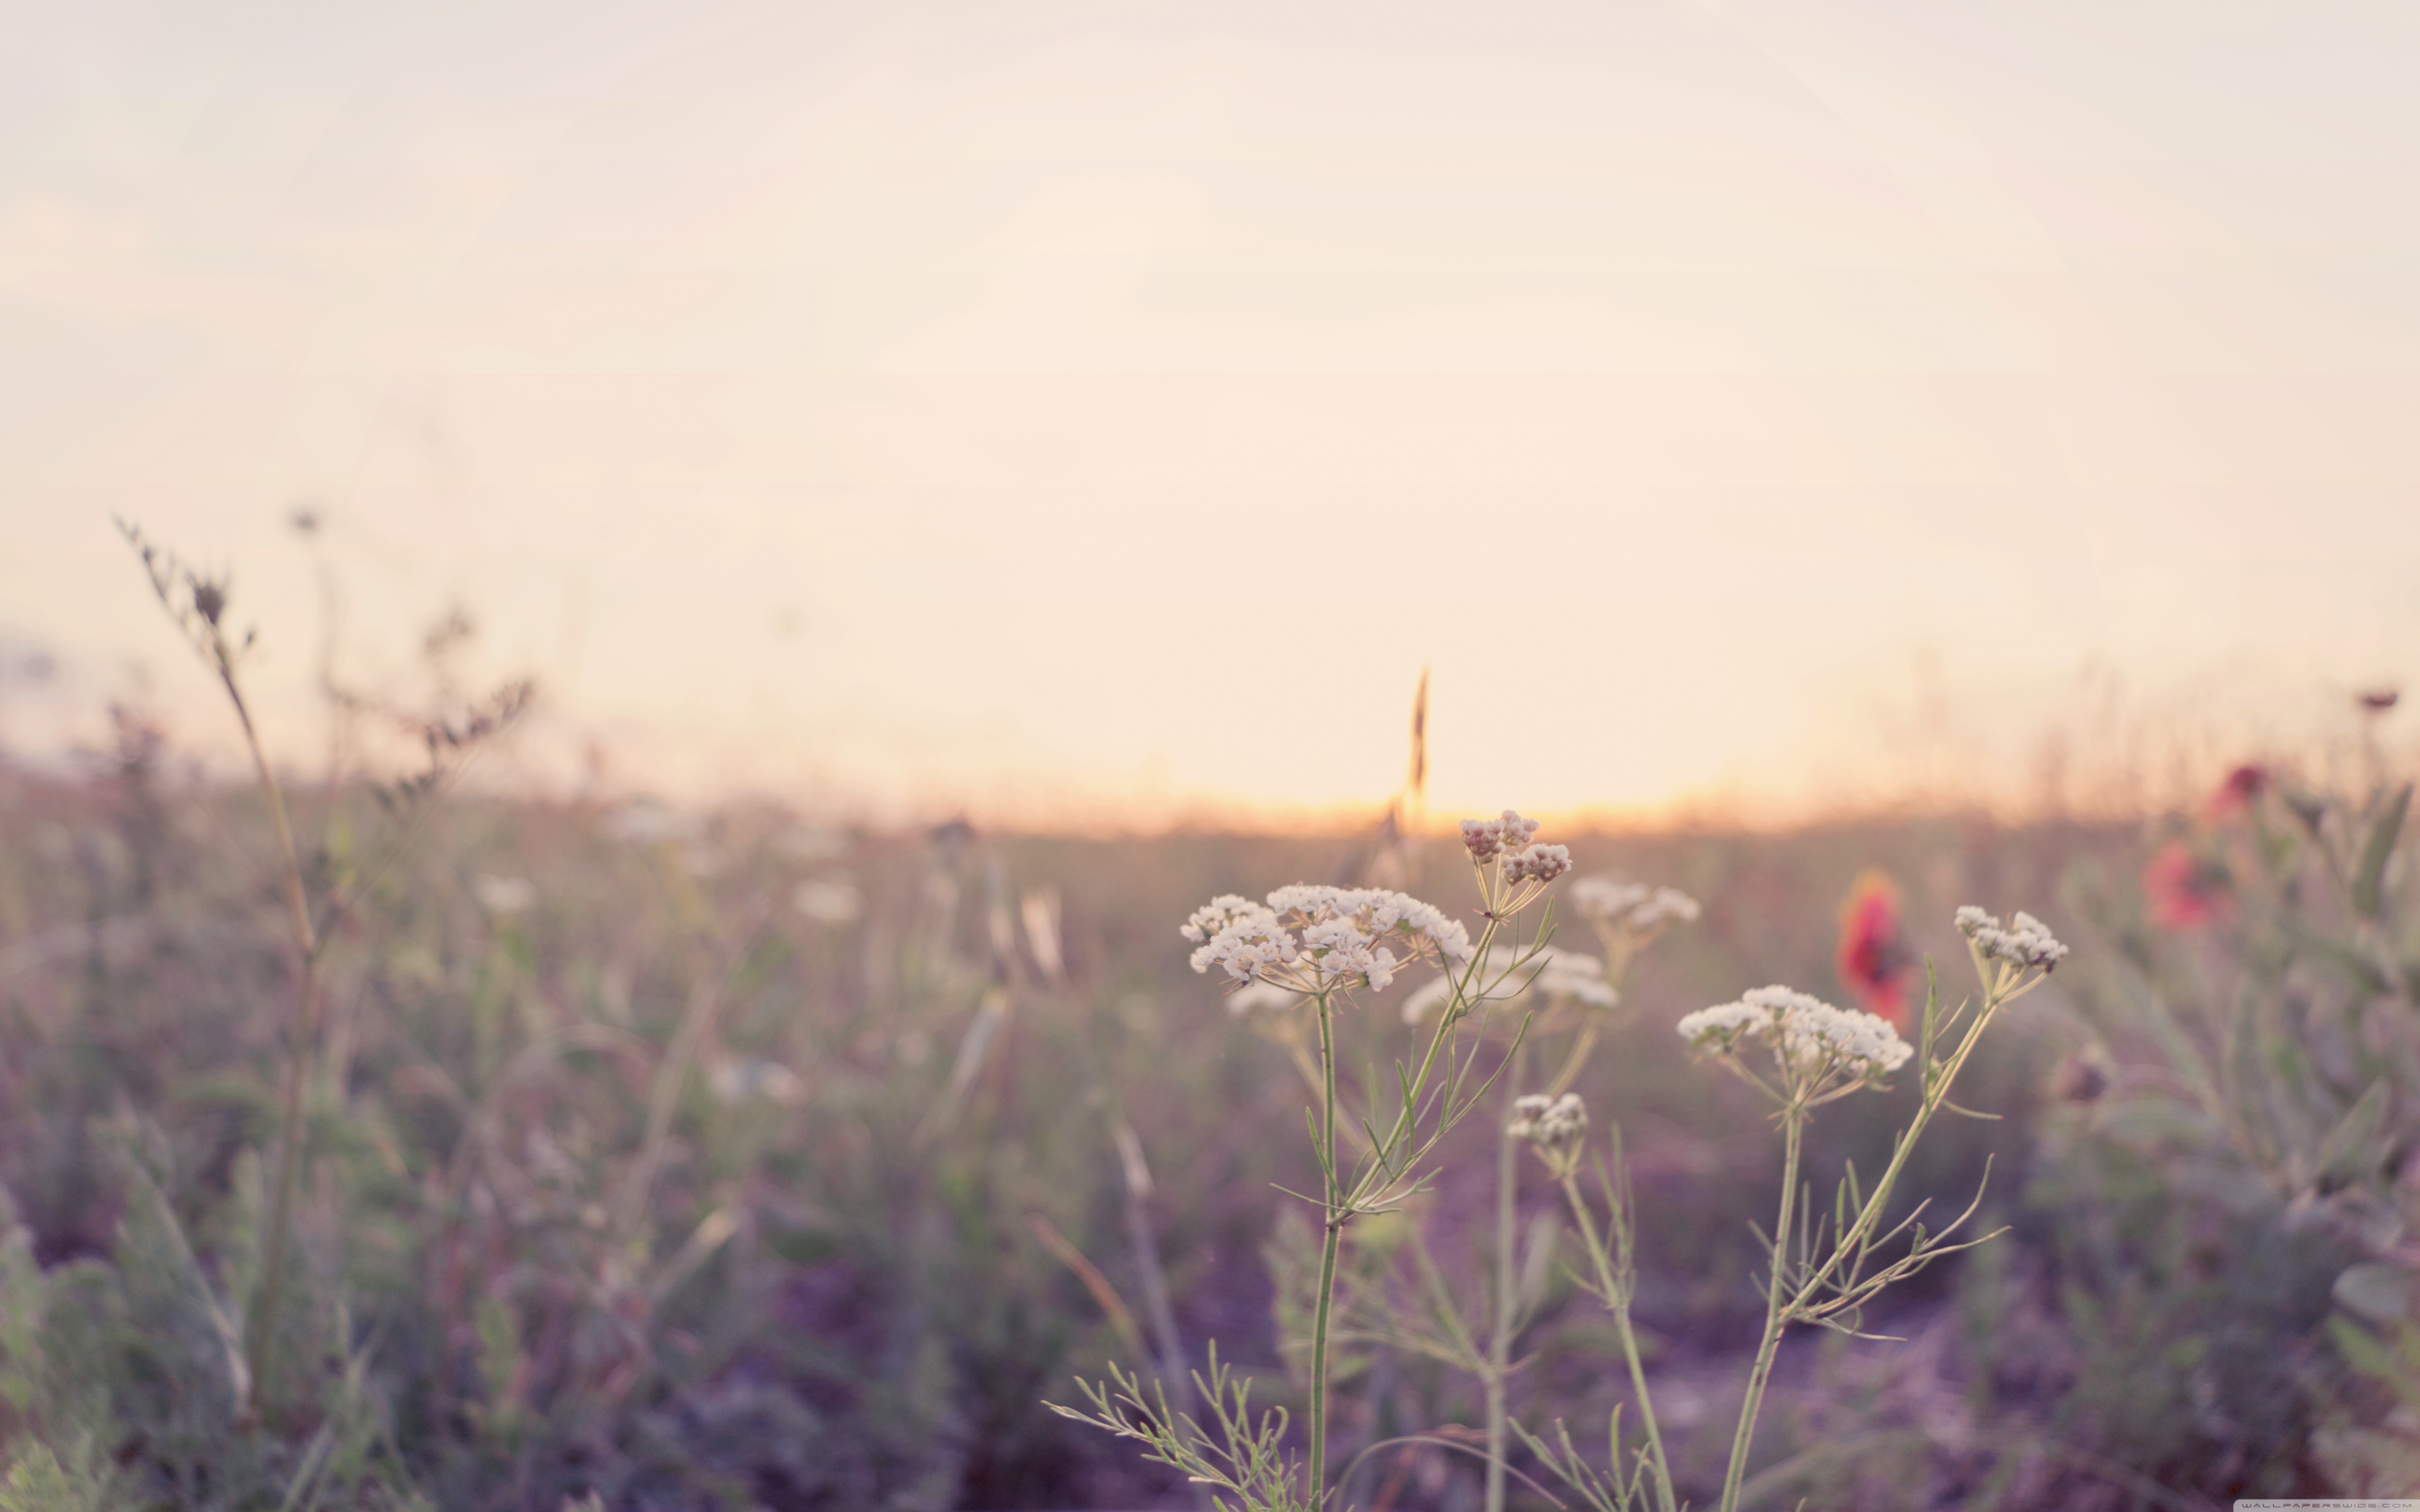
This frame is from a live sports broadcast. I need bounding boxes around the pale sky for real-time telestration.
[4,0,2418,825]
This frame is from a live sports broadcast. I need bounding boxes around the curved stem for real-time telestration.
[1720,1111,1803,1512]
[221,649,322,1418]
[1559,1168,1675,1512]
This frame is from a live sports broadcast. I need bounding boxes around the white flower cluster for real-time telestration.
[1678,985,1913,1085]
[1461,810,1542,861]
[1570,877,1701,931]
[1507,1091,1588,1146]
[1183,885,1474,997]
[1399,945,1617,1025]
[1956,907,2068,971]
[1505,842,1573,885]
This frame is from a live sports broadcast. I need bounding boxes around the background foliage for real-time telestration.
[0,701,2411,1508]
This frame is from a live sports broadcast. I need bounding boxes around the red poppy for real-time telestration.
[1836,869,1914,1027]
[2143,841,2232,931]
[2204,763,2268,823]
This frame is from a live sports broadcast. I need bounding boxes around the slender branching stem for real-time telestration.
[1720,1109,1803,1512]
[220,640,323,1417]
[1307,988,1342,1503]
[1484,1037,1527,1512]
[1559,1166,1675,1512]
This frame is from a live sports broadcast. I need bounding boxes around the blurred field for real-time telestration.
[0,714,2411,1509]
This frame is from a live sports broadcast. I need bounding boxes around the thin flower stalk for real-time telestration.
[1073,819,1566,1507]
[1462,872,1691,1512]
[121,524,326,1414]
[1521,903,2066,1512]
[1552,1136,1676,1512]
[1692,910,2065,1512]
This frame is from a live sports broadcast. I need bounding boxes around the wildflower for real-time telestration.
[1460,810,1572,915]
[1461,809,1541,862]
[1397,944,1617,1025]
[2140,842,2232,932]
[1569,876,1701,932]
[1955,905,2070,970]
[1181,894,1268,945]
[1182,885,1472,998]
[1504,843,1572,885]
[1679,985,1912,1097]
[1507,1092,1587,1146]
[1834,869,1914,1027]
[2205,764,2269,823]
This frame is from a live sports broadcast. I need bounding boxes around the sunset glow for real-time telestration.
[6,1,2417,825]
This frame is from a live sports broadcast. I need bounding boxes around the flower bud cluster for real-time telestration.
[1679,984,1912,1091]
[1461,809,1542,861]
[1504,843,1572,885]
[1398,944,1617,1025]
[1183,885,1474,998]
[1570,877,1701,932]
[1956,907,2068,971]
[1507,1091,1588,1147]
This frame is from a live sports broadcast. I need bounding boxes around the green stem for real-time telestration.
[1720,1111,1803,1512]
[1357,915,1506,1198]
[221,647,321,1418]
[1307,990,1342,1506]
[1779,983,2011,1318]
[1485,1038,1527,1512]
[1560,1170,1675,1512]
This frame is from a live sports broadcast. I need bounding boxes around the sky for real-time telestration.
[4,0,2418,827]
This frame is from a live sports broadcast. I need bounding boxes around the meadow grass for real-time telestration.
[0,552,2407,1508]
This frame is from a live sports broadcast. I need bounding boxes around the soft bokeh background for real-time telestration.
[6,0,2419,824]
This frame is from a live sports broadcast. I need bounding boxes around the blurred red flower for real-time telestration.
[2204,763,2268,823]
[2143,841,2232,931]
[1836,869,1914,1027]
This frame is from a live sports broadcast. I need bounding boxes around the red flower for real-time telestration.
[2204,764,2268,823]
[1836,869,1914,1027]
[2143,841,2232,931]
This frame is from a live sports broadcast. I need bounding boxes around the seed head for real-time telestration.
[189,575,228,627]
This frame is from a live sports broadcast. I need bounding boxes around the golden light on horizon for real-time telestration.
[4,1,2418,826]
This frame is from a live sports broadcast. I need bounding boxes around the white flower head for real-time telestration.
[1462,809,1543,863]
[1185,884,1472,998]
[1680,984,1912,1094]
[1182,894,1266,945]
[1957,906,2069,972]
[1507,1091,1588,1147]
[1504,843,1572,885]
